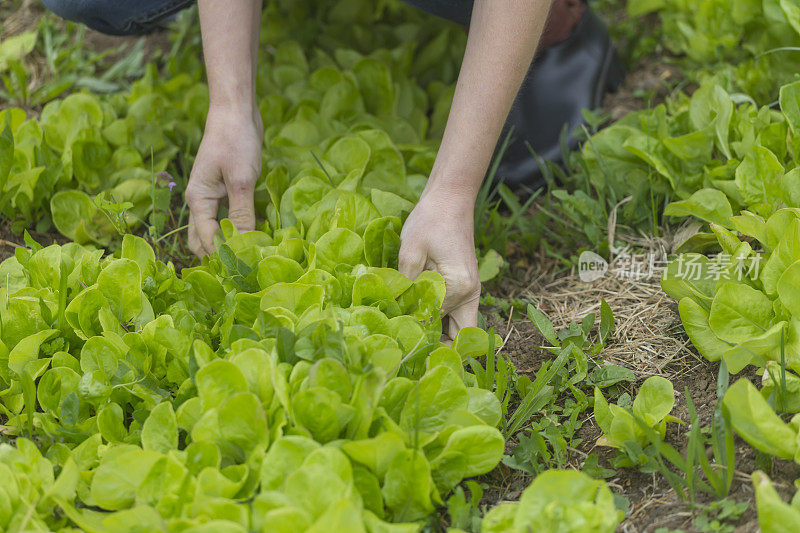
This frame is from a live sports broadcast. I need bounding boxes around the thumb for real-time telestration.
[446,296,479,342]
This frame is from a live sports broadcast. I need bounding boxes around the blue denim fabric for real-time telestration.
[40,0,195,35]
[40,0,474,36]
[399,0,473,26]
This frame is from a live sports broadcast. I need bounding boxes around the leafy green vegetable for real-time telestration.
[0,214,510,530]
[752,471,800,533]
[481,470,623,533]
[0,3,628,531]
[722,379,797,461]
[594,376,679,465]
[626,0,800,104]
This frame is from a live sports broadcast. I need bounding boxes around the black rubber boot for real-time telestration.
[496,7,625,189]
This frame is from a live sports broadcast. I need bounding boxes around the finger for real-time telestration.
[441,270,478,316]
[197,208,220,256]
[439,331,453,346]
[185,181,221,257]
[225,172,257,233]
[446,295,479,342]
[187,214,203,257]
[398,243,426,281]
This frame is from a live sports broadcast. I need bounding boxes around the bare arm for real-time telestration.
[429,0,550,200]
[186,0,263,256]
[399,0,551,339]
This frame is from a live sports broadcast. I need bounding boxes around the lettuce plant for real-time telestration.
[481,470,623,533]
[661,207,800,373]
[627,0,800,104]
[554,79,800,250]
[0,221,511,530]
[0,0,464,244]
[722,379,800,462]
[593,376,679,466]
[0,74,522,525]
[753,470,800,533]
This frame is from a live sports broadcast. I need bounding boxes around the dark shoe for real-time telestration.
[496,7,625,189]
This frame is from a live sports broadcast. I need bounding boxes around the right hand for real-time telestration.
[185,105,264,257]
[398,184,481,341]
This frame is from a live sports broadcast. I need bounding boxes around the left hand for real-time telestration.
[398,186,480,341]
[185,105,264,257]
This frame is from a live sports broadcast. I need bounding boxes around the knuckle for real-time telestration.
[184,184,198,206]
[227,176,255,196]
[227,173,251,188]
[399,249,424,268]
[228,209,254,227]
[449,270,480,296]
[458,268,479,287]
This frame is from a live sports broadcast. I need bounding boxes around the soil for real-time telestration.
[1,0,177,116]
[474,246,800,533]
[0,224,68,262]
[1,1,791,532]
[3,0,173,59]
[602,58,685,122]
[595,0,689,122]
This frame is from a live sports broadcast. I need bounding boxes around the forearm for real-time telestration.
[198,0,262,114]
[426,0,551,204]
[187,0,264,255]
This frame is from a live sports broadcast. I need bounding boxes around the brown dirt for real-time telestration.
[602,57,684,122]
[475,25,787,530]
[594,0,688,123]
[3,0,172,56]
[1,0,39,36]
[2,1,792,530]
[0,224,68,262]
[477,248,800,532]
[1,0,175,115]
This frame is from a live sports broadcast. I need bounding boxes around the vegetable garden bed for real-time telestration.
[5,0,800,532]
[482,253,800,532]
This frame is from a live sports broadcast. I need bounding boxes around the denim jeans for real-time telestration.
[40,0,195,35]
[40,0,474,36]
[400,0,473,26]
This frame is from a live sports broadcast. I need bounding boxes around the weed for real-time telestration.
[693,499,749,533]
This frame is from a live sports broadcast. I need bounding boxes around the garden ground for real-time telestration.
[1,1,793,531]
[484,251,798,532]
[0,3,735,530]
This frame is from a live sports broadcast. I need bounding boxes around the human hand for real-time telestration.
[398,186,480,341]
[185,105,264,257]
